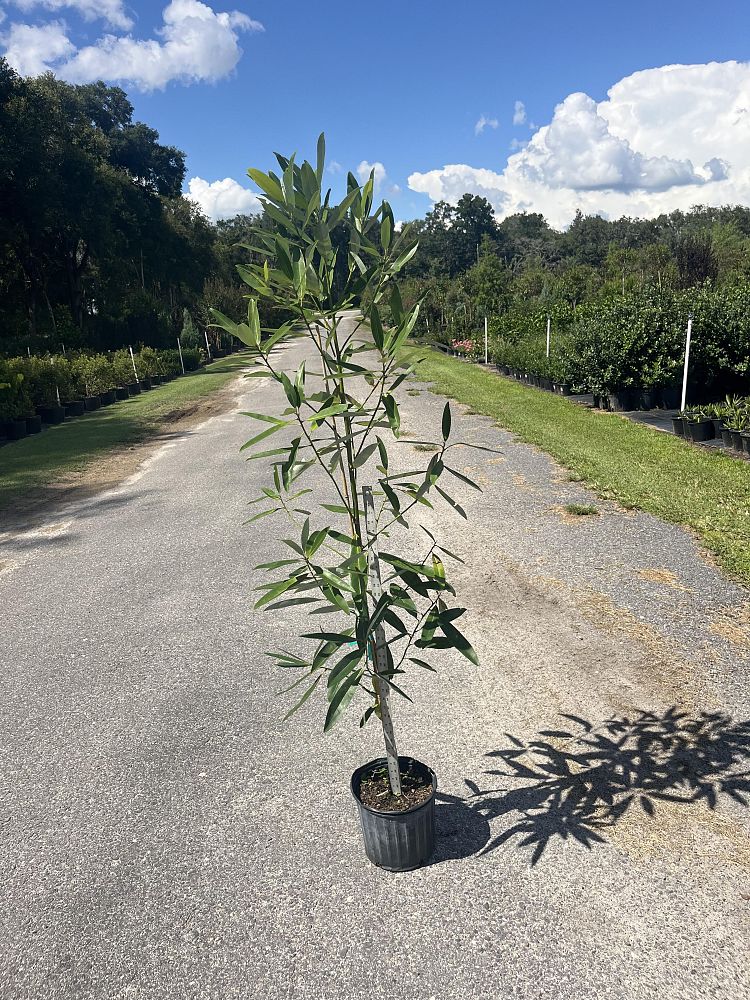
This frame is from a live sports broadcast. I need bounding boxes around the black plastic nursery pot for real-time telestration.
[742,434,750,456]
[687,419,714,442]
[38,404,65,425]
[100,389,117,405]
[555,383,571,396]
[671,415,685,436]
[721,428,734,448]
[127,382,141,396]
[115,386,129,400]
[3,419,28,440]
[640,390,656,410]
[141,376,152,390]
[65,400,85,417]
[731,430,744,450]
[608,389,638,411]
[83,395,101,412]
[26,414,43,434]
[351,756,436,872]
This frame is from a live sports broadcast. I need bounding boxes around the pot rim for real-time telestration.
[351,755,436,817]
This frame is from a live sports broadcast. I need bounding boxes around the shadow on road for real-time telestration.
[464,706,750,865]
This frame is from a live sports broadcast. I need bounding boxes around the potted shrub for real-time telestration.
[686,408,715,442]
[0,364,33,440]
[209,138,481,872]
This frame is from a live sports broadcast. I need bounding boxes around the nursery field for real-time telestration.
[1,321,747,1000]
[0,353,250,513]
[400,345,750,585]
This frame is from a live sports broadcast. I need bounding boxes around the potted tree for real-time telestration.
[210,137,481,872]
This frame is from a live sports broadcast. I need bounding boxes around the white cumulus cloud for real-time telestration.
[9,0,133,31]
[2,20,74,74]
[356,159,387,192]
[187,176,261,221]
[1,0,263,90]
[408,61,750,227]
[475,114,498,135]
[512,100,526,126]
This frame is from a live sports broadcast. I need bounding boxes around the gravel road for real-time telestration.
[2,314,749,1000]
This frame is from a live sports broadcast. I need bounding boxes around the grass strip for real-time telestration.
[400,345,750,586]
[0,353,250,511]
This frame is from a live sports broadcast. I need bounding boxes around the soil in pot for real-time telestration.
[351,756,436,872]
[38,405,65,425]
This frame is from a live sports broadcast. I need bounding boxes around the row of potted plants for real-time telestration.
[671,396,750,456]
[0,344,234,442]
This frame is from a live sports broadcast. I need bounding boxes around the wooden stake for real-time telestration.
[362,486,402,797]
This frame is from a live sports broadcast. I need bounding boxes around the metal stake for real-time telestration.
[177,337,185,375]
[362,486,402,797]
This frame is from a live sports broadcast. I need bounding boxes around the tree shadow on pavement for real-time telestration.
[465,706,750,866]
[428,792,492,866]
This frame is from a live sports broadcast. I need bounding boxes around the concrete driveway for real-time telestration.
[2,316,748,999]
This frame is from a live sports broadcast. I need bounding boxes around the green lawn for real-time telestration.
[0,353,250,511]
[400,345,750,586]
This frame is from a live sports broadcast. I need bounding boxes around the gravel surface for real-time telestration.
[2,315,749,999]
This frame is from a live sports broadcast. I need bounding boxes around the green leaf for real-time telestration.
[255,576,300,609]
[283,674,322,721]
[247,168,284,202]
[444,464,482,491]
[384,394,400,436]
[240,421,287,452]
[439,619,479,665]
[408,657,436,672]
[316,132,326,182]
[441,401,452,441]
[323,668,363,731]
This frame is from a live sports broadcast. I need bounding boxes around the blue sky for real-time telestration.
[2,0,750,226]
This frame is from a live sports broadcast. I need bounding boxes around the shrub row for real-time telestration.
[0,346,202,423]
[476,284,750,402]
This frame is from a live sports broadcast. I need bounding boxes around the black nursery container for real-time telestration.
[351,756,436,872]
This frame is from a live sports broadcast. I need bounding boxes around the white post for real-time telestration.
[680,313,693,412]
[27,346,31,357]
[546,316,551,359]
[129,345,139,383]
[362,486,402,797]
[484,316,488,364]
[177,337,185,375]
[204,330,212,361]
[61,344,66,356]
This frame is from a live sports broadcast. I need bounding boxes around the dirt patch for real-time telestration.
[0,378,242,533]
[636,567,693,593]
[709,603,750,651]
